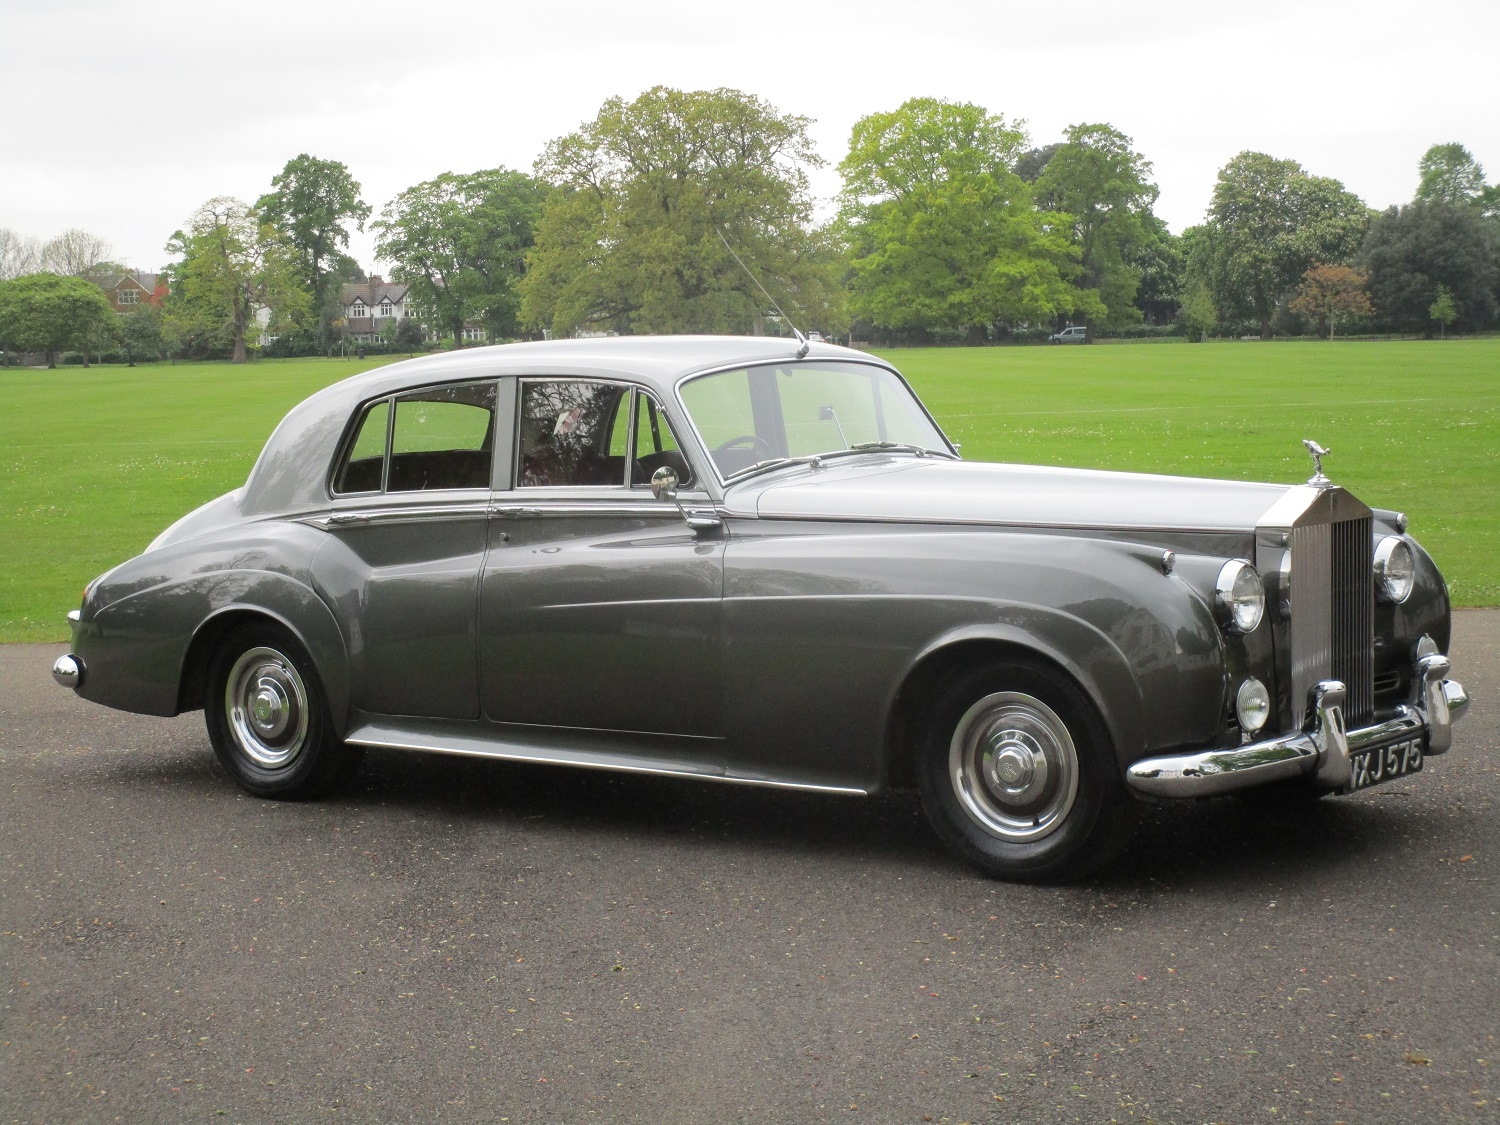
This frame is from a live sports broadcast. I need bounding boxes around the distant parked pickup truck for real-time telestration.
[1049,326,1088,344]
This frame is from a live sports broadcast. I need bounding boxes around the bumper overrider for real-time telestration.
[1127,652,1471,798]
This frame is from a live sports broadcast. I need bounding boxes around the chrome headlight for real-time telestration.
[1236,677,1271,733]
[1214,560,1265,633]
[1373,536,1415,604]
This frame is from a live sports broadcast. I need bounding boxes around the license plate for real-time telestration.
[1348,736,1424,792]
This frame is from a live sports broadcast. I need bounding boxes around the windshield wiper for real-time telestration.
[840,441,958,459]
[732,454,828,481]
[728,443,957,483]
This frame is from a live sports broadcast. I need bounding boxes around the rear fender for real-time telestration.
[76,570,350,734]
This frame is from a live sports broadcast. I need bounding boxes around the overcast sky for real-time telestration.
[4,0,1496,273]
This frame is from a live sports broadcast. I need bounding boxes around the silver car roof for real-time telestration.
[240,336,891,515]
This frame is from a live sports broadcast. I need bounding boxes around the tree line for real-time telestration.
[3,87,1497,366]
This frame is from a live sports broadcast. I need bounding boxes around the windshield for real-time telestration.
[679,361,950,479]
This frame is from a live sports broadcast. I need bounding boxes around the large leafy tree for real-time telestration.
[375,168,548,348]
[1197,152,1369,338]
[1033,123,1160,326]
[118,304,167,365]
[255,155,371,304]
[521,86,844,338]
[1130,216,1184,325]
[0,272,118,367]
[1415,143,1487,207]
[1359,201,1498,333]
[839,98,1100,341]
[164,197,308,363]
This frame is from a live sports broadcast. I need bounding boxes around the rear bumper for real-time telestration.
[1126,653,1470,799]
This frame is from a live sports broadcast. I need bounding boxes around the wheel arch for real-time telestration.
[176,588,351,736]
[883,620,1146,790]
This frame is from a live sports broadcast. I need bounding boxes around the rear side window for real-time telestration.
[333,382,496,495]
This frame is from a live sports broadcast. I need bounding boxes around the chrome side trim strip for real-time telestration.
[308,503,492,529]
[489,501,691,519]
[344,720,869,797]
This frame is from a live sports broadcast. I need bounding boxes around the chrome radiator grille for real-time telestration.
[1289,515,1374,727]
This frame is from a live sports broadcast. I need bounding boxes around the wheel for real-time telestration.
[204,621,361,799]
[916,659,1139,883]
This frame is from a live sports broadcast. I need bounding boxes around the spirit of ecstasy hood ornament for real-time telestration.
[1303,439,1332,486]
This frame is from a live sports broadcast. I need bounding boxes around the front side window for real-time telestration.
[332,382,496,495]
[679,361,947,479]
[517,380,631,487]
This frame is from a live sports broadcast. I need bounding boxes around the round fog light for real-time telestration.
[1237,677,1271,733]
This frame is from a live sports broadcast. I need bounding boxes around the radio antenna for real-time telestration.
[716,227,810,358]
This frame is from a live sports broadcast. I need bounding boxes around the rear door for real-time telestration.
[315,380,503,720]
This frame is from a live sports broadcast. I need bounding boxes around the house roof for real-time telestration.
[89,271,161,293]
[342,278,409,307]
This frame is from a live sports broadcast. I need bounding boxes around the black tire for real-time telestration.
[204,621,361,799]
[916,659,1139,883]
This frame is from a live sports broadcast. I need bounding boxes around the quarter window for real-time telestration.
[334,399,389,493]
[631,391,693,487]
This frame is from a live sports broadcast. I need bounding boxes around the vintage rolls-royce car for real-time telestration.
[54,337,1470,882]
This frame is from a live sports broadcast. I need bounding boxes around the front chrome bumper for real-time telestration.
[1126,653,1470,799]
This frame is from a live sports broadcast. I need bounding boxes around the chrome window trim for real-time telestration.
[671,357,957,489]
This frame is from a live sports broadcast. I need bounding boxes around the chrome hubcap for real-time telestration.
[950,691,1079,843]
[226,647,308,770]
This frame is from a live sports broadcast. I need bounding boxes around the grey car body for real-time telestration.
[56,336,1471,881]
[1049,326,1088,343]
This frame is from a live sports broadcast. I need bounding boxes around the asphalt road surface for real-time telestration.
[2,614,1496,1124]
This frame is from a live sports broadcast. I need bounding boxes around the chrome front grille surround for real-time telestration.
[1260,485,1376,730]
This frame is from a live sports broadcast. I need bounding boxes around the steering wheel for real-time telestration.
[712,434,773,461]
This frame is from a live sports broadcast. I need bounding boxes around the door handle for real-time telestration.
[326,512,371,526]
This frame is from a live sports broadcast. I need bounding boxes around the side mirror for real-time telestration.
[650,465,679,502]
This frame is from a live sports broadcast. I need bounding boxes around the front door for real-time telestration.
[478,379,724,742]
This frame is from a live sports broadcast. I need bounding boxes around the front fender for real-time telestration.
[902,608,1151,766]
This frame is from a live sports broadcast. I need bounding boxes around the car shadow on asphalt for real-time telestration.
[81,738,1449,892]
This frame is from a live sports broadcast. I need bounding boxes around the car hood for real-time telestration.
[729,457,1292,533]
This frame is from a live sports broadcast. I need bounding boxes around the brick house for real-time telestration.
[91,271,167,313]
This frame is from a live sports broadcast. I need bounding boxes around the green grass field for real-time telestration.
[2,339,1496,642]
